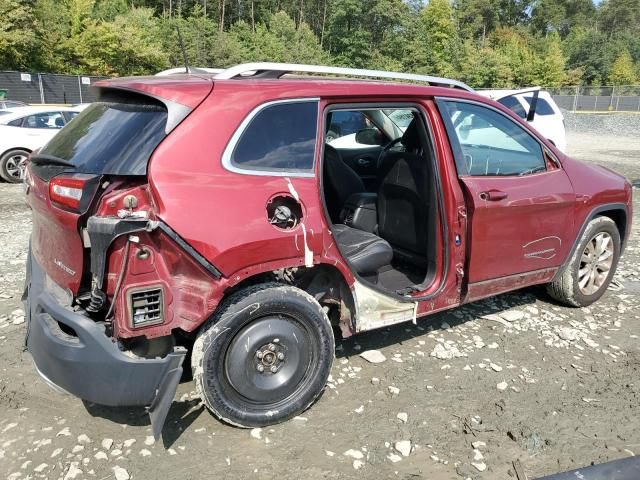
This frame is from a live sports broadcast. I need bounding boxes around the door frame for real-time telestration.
[317,99,452,304]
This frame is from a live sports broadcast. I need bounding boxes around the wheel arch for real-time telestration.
[553,202,628,282]
[597,208,627,250]
[1,146,32,158]
[217,262,356,337]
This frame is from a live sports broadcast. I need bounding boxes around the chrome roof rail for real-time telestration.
[214,62,475,92]
[156,67,223,76]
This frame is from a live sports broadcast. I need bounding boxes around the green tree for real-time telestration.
[228,11,329,65]
[609,50,636,85]
[532,32,566,86]
[409,0,460,77]
[489,27,537,86]
[68,0,95,36]
[32,0,73,72]
[454,0,499,41]
[324,0,372,67]
[93,0,129,20]
[71,7,168,75]
[498,0,532,27]
[0,0,38,70]
[564,28,618,85]
[160,4,220,68]
[531,0,595,37]
[599,0,640,36]
[459,40,514,87]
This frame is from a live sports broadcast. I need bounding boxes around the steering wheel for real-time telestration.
[376,137,404,169]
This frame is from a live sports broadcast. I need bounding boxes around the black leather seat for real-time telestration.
[332,224,393,275]
[323,144,365,223]
[376,119,429,258]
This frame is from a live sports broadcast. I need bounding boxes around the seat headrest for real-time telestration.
[401,117,421,151]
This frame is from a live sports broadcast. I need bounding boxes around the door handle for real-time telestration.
[479,190,508,201]
[357,158,371,167]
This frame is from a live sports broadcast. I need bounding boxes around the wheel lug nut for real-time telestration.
[270,366,278,373]
[257,365,264,373]
[277,352,285,360]
[256,351,263,359]
[268,344,276,351]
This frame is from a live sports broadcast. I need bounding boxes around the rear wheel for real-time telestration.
[547,216,620,307]
[192,283,334,427]
[0,149,29,183]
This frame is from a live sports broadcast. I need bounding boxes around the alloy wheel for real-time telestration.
[5,153,27,180]
[578,232,614,295]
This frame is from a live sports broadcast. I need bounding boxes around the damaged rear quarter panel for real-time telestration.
[147,83,356,279]
[144,83,356,325]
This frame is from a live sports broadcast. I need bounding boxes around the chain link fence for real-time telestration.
[2,70,639,113]
[0,71,108,105]
[548,85,640,112]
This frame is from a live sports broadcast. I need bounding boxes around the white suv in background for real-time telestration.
[478,88,567,152]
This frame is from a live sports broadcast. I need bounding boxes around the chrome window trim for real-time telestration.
[221,97,320,178]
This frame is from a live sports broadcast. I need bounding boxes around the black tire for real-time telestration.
[0,149,29,183]
[192,283,334,428]
[547,216,621,307]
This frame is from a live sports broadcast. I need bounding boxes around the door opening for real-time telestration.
[321,105,440,296]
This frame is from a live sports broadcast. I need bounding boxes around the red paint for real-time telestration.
[459,168,575,283]
[94,75,213,109]
[28,173,86,293]
[25,76,633,341]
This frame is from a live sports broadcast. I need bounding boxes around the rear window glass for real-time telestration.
[230,101,318,172]
[498,96,526,118]
[523,95,555,115]
[39,101,168,176]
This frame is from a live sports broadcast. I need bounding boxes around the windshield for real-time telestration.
[38,101,168,177]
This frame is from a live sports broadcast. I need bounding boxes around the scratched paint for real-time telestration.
[523,236,562,260]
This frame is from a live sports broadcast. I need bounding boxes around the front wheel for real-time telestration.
[547,216,621,307]
[192,283,334,428]
[0,149,29,183]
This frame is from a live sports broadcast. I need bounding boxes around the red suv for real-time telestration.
[23,63,632,438]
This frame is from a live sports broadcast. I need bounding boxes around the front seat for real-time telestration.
[323,144,365,223]
[332,224,393,275]
[376,119,429,258]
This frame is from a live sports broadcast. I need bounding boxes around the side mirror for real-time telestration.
[355,128,383,146]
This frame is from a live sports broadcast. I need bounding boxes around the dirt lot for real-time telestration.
[1,126,639,480]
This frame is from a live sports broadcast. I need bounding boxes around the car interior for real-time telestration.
[322,107,439,296]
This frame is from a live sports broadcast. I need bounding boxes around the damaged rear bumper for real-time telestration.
[24,250,185,438]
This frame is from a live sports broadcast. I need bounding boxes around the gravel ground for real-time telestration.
[0,122,639,480]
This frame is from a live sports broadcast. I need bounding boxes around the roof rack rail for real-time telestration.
[214,62,475,92]
[156,67,223,76]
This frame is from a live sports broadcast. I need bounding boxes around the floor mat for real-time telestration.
[377,264,424,292]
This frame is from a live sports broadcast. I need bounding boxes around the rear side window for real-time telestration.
[523,95,555,115]
[497,96,526,118]
[39,101,168,176]
[63,111,79,122]
[7,118,23,127]
[229,101,318,173]
[24,112,64,129]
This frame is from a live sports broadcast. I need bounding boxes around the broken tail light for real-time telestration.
[49,174,100,212]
